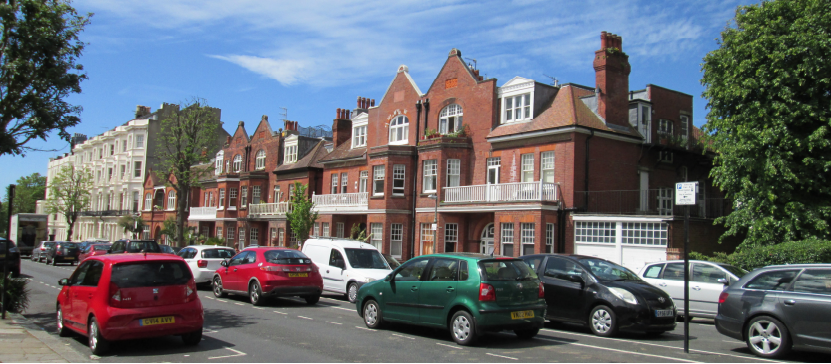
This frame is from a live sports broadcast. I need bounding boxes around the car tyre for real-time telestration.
[514,327,539,340]
[450,310,477,346]
[56,305,72,337]
[304,295,320,305]
[31,254,37,262]
[363,299,384,329]
[212,277,227,298]
[589,305,619,337]
[746,315,791,359]
[181,330,202,346]
[249,281,264,306]
[347,282,358,303]
[88,317,109,355]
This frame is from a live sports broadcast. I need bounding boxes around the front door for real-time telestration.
[69,261,103,330]
[323,249,347,293]
[690,263,729,317]
[419,258,460,326]
[660,262,687,313]
[540,256,585,321]
[64,261,91,327]
[385,258,429,323]
[236,251,259,291]
[480,223,494,255]
[778,269,831,348]
[222,251,248,291]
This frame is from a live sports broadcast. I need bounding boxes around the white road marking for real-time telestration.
[537,337,701,363]
[208,347,246,360]
[436,342,462,350]
[328,322,342,325]
[486,353,518,360]
[253,307,264,310]
[391,333,414,340]
[234,303,245,306]
[355,326,376,331]
[203,296,214,300]
[298,316,313,320]
[215,300,227,303]
[273,311,287,315]
[330,306,354,312]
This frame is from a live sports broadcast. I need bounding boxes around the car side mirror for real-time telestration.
[717,278,729,285]
[220,260,228,267]
[568,273,584,283]
[385,274,392,282]
[107,249,112,254]
[58,278,70,286]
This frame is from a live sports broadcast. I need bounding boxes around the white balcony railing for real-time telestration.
[189,206,217,219]
[443,182,559,203]
[248,202,291,217]
[312,192,368,212]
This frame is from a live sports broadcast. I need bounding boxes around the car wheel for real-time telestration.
[56,305,72,337]
[249,281,263,306]
[88,317,109,355]
[181,330,202,346]
[363,299,384,329]
[746,316,791,359]
[212,277,227,298]
[514,327,539,340]
[347,282,358,303]
[304,295,320,305]
[31,254,37,262]
[450,310,478,346]
[589,305,619,337]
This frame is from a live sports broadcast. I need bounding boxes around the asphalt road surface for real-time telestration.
[16,259,830,363]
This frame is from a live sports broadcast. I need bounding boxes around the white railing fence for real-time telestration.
[189,206,217,218]
[444,182,558,203]
[248,202,291,216]
[312,192,368,207]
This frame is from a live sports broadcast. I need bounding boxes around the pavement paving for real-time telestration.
[0,311,89,363]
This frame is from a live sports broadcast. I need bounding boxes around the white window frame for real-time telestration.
[227,226,235,243]
[370,223,383,251]
[575,221,616,243]
[322,222,330,237]
[621,222,668,246]
[388,115,409,145]
[439,104,463,134]
[353,125,367,147]
[314,223,320,237]
[252,186,261,204]
[241,186,248,207]
[167,191,176,210]
[521,154,534,182]
[229,188,238,208]
[215,151,224,175]
[658,119,674,136]
[331,174,339,194]
[134,161,142,178]
[423,160,437,193]
[393,164,405,196]
[233,155,242,172]
[444,223,458,252]
[135,134,144,148]
[219,188,225,209]
[373,165,385,196]
[658,188,673,215]
[250,227,259,245]
[521,223,535,256]
[239,228,245,248]
[501,223,514,256]
[336,222,345,238]
[341,173,348,194]
[504,93,531,123]
[659,150,673,163]
[546,223,555,253]
[680,114,690,145]
[255,150,266,170]
[390,223,403,257]
[541,151,554,183]
[144,193,151,211]
[217,227,223,239]
[446,159,460,187]
[359,171,368,193]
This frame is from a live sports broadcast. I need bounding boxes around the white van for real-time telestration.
[301,237,392,303]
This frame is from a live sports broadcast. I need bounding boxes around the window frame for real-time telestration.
[439,104,463,134]
[255,150,266,170]
[446,159,460,187]
[388,115,409,145]
[392,164,405,196]
[352,125,367,147]
[372,165,385,196]
[423,160,437,193]
[521,154,534,182]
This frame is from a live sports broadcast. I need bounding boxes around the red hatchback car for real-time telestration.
[79,244,112,262]
[212,247,323,305]
[56,254,204,355]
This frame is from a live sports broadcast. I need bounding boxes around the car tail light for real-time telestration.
[186,279,197,302]
[539,282,545,298]
[260,265,282,272]
[718,291,729,304]
[109,282,122,308]
[479,283,496,302]
[197,260,208,268]
[56,250,63,256]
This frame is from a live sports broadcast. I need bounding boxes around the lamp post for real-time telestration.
[428,194,438,254]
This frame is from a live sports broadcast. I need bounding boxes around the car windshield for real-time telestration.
[264,250,311,264]
[719,264,748,278]
[344,249,389,269]
[44,242,56,248]
[383,254,401,269]
[59,243,79,249]
[202,249,235,259]
[94,245,111,251]
[478,259,538,281]
[125,241,160,253]
[579,258,641,281]
[111,261,192,288]
[160,245,174,254]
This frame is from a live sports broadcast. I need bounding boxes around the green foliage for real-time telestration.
[691,239,831,271]
[285,182,317,245]
[0,173,46,235]
[117,215,146,239]
[445,124,469,138]
[701,0,831,247]
[159,217,177,240]
[424,128,439,138]
[0,277,30,313]
[0,0,91,156]
[204,236,225,246]
[349,224,368,242]
[44,165,93,241]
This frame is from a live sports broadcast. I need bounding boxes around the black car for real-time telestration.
[521,254,676,337]
[715,264,831,358]
[45,242,81,266]
[0,238,21,277]
[109,239,161,254]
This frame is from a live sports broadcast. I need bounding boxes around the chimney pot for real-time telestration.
[357,96,361,108]
[337,108,341,119]
[371,99,375,107]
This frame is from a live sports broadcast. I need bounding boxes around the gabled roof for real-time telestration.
[424,49,483,95]
[231,121,250,143]
[377,65,423,107]
[273,139,329,172]
[318,139,366,163]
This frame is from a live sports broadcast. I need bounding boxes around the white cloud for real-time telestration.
[209,55,310,86]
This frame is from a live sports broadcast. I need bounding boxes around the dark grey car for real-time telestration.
[715,264,831,358]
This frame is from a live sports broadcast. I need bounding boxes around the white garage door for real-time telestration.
[574,220,668,272]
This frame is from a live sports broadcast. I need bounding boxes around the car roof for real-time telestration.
[185,245,235,249]
[305,237,378,250]
[761,263,831,269]
[419,252,521,260]
[89,253,185,263]
[523,253,606,261]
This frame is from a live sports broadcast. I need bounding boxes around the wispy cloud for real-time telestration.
[209,55,310,86]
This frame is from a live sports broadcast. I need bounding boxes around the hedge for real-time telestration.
[689,239,831,271]
[0,276,30,313]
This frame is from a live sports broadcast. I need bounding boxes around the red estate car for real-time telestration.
[212,247,323,305]
[79,244,112,262]
[56,254,204,355]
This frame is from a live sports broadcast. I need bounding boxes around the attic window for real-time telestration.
[284,145,298,163]
[505,94,531,122]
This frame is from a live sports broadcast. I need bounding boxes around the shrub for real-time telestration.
[0,276,30,313]
[691,239,831,271]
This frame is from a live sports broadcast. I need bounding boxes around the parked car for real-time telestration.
[32,241,56,262]
[77,240,108,253]
[302,237,392,303]
[178,245,236,285]
[56,253,203,355]
[45,242,81,266]
[0,238,21,278]
[212,247,323,305]
[356,253,545,345]
[159,245,177,255]
[521,254,676,337]
[639,260,748,319]
[715,264,831,358]
[79,244,112,262]
[382,254,401,269]
[108,240,161,254]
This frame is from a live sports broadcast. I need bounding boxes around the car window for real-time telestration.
[228,252,247,266]
[395,259,429,282]
[111,242,123,252]
[94,245,111,251]
[344,249,389,269]
[69,261,92,286]
[643,264,665,279]
[111,261,192,288]
[478,259,538,281]
[126,241,160,253]
[544,257,585,281]
[177,248,190,258]
[202,249,235,259]
[329,249,345,267]
[745,270,800,291]
[427,258,459,282]
[792,269,831,295]
[459,261,469,281]
[264,250,310,264]
[662,263,685,281]
[523,257,543,272]
[693,263,727,283]
[579,258,640,281]
[80,261,104,286]
[243,251,258,264]
[719,264,748,279]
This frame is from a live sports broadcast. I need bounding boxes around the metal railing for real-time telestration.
[248,202,291,217]
[81,209,133,217]
[574,189,730,218]
[443,182,559,203]
[312,192,368,207]
[189,206,217,219]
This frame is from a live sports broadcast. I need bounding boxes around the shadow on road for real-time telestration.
[544,321,698,342]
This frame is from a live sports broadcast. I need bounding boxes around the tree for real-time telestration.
[285,182,318,248]
[701,0,831,247]
[117,215,145,239]
[44,165,92,241]
[153,98,223,247]
[159,217,176,242]
[0,172,46,235]
[0,0,91,156]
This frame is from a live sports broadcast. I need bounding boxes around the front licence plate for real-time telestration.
[288,273,308,278]
[655,309,674,317]
[510,310,535,320]
[140,316,175,326]
[64,257,74,260]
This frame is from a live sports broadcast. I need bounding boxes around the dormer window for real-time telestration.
[353,125,367,147]
[439,104,463,134]
[389,115,409,145]
[255,150,266,170]
[505,94,531,122]
[498,77,535,124]
[658,119,674,136]
[233,155,242,172]
[284,145,298,163]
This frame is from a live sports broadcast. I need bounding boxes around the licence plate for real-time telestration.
[510,310,535,320]
[140,316,175,326]
[655,309,674,317]
[288,273,308,278]
[64,257,74,260]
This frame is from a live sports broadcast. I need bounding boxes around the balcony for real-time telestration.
[248,202,290,218]
[81,209,133,217]
[189,206,218,220]
[443,182,559,204]
[575,189,730,219]
[312,192,368,213]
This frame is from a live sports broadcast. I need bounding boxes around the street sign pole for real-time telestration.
[674,181,696,354]
[2,185,15,320]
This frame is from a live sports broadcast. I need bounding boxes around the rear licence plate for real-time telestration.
[510,310,534,320]
[140,316,175,326]
[64,257,74,260]
[288,273,308,278]
[655,309,674,317]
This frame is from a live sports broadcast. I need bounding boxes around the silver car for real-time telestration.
[639,260,747,318]
[178,245,237,285]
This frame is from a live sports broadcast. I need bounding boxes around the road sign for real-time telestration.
[675,182,697,205]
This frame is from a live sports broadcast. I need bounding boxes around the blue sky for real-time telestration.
[0,0,748,194]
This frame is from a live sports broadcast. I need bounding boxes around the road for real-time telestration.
[16,259,830,363]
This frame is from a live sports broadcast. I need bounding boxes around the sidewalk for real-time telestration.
[0,313,89,363]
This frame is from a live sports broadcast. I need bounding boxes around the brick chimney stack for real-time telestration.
[284,120,298,132]
[332,107,353,148]
[593,31,631,127]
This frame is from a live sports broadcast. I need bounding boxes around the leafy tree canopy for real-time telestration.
[286,182,317,248]
[701,0,831,247]
[44,164,93,241]
[0,172,46,235]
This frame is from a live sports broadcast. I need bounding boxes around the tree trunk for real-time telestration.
[66,216,74,242]
[176,186,188,247]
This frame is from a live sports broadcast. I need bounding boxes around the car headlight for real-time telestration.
[609,288,638,305]
[363,277,375,283]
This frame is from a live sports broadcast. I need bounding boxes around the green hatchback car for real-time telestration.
[356,253,546,345]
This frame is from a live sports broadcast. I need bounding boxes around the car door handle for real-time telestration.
[446,287,455,293]
[410,286,419,292]
[326,270,329,273]
[784,299,796,306]
[233,268,238,272]
[658,282,667,287]
[692,286,701,291]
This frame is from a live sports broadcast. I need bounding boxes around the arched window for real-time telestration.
[439,104,463,134]
[233,155,242,172]
[144,193,151,210]
[167,191,176,210]
[215,151,224,175]
[255,150,266,170]
[389,115,409,144]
